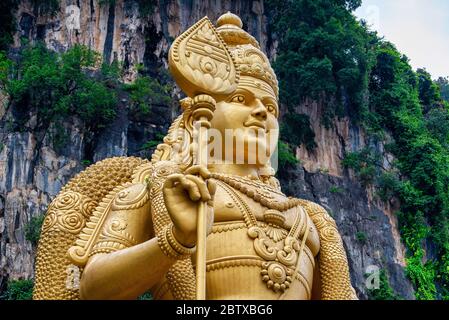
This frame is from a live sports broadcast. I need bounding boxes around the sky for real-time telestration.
[354,0,449,79]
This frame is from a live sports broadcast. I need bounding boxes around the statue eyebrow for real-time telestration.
[235,87,275,101]
[234,87,255,98]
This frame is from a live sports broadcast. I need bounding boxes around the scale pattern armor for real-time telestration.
[298,200,357,300]
[33,157,148,300]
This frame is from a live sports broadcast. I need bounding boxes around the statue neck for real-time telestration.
[208,164,260,179]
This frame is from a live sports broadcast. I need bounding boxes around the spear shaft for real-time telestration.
[192,95,216,300]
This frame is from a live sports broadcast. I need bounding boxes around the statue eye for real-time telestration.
[230,95,246,104]
[266,104,276,115]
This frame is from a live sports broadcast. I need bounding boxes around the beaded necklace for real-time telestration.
[209,172,303,212]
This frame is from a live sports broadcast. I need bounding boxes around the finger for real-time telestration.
[185,175,211,202]
[184,165,211,179]
[206,180,216,207]
[179,176,201,201]
[163,174,185,188]
[164,174,201,201]
[207,179,217,198]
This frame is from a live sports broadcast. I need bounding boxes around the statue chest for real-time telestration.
[211,179,320,257]
[194,178,321,299]
[213,180,297,226]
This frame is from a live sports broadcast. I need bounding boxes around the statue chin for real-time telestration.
[230,135,271,166]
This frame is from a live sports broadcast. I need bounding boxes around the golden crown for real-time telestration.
[216,12,279,98]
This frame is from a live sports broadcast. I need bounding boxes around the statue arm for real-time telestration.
[300,200,358,300]
[80,239,175,300]
[79,183,175,300]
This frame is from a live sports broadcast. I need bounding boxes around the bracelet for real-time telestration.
[157,224,196,260]
[167,224,196,256]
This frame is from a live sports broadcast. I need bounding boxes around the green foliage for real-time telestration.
[266,0,449,299]
[278,141,298,168]
[363,41,449,299]
[356,231,367,243]
[376,172,401,202]
[417,68,441,107]
[5,44,118,132]
[25,215,44,246]
[397,210,438,299]
[99,0,116,6]
[101,59,123,85]
[405,254,437,300]
[267,0,375,123]
[436,77,449,102]
[424,107,449,147]
[50,125,70,152]
[342,148,380,186]
[123,76,172,115]
[0,0,18,51]
[280,113,316,151]
[368,269,401,300]
[141,133,165,150]
[1,279,34,300]
[329,186,344,194]
[141,140,160,149]
[136,0,157,16]
[137,291,153,300]
[0,51,13,89]
[81,160,92,167]
[31,0,59,15]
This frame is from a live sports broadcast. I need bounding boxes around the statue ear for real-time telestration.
[169,16,240,98]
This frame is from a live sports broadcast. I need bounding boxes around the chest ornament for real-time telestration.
[211,173,311,294]
[248,207,308,293]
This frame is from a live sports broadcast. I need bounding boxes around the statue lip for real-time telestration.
[244,120,266,131]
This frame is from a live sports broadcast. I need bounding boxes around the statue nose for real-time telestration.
[251,102,267,121]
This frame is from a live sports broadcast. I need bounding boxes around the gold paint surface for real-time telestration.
[34,12,357,300]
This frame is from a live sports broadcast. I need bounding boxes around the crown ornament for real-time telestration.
[216,12,279,98]
[168,12,279,99]
[169,16,240,98]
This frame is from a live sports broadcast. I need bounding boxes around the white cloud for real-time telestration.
[355,0,449,79]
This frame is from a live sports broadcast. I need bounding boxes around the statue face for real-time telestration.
[210,77,279,166]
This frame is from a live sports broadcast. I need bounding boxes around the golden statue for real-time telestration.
[33,12,357,300]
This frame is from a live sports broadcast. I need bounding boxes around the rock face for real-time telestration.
[291,99,414,299]
[0,0,414,299]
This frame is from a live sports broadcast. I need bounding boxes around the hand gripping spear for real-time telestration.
[168,17,239,299]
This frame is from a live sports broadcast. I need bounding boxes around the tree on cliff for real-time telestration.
[267,0,449,300]
[436,77,449,102]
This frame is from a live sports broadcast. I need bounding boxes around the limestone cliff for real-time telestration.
[0,0,414,299]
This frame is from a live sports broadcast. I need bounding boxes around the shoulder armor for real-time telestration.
[34,156,150,300]
[68,182,143,267]
[67,160,182,266]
